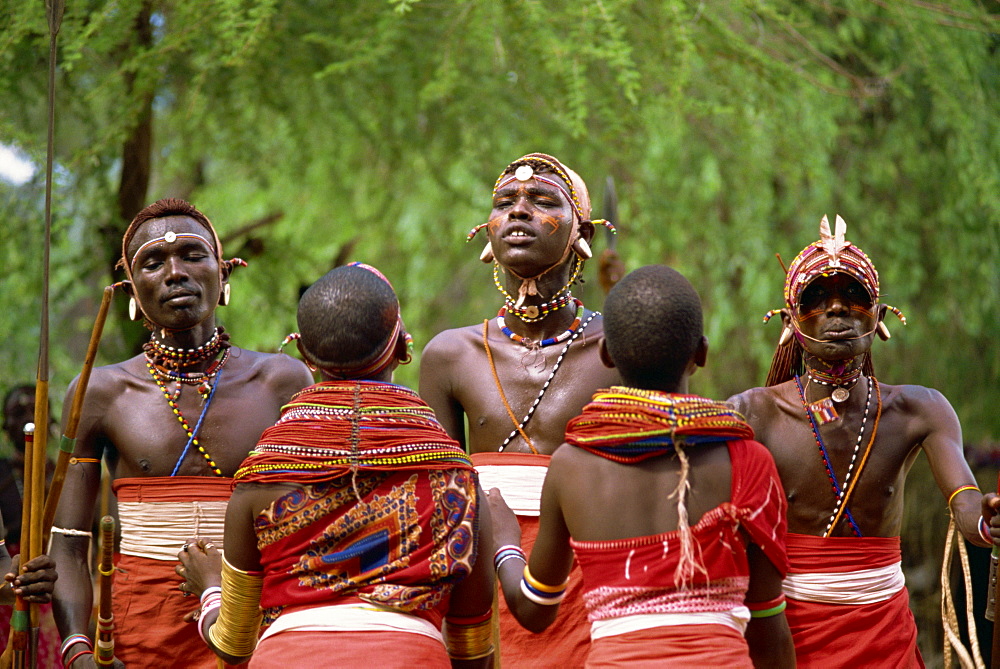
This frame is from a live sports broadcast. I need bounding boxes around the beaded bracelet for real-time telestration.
[520,565,568,606]
[947,484,980,507]
[199,588,223,643]
[980,515,993,545]
[747,594,787,618]
[494,545,526,574]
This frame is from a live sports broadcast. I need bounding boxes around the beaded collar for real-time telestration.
[492,258,582,319]
[496,299,584,349]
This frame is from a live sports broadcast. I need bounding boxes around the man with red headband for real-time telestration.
[728,215,1000,668]
[421,153,619,666]
[49,198,312,668]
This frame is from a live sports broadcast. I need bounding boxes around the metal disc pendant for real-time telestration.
[831,387,850,403]
[523,305,540,319]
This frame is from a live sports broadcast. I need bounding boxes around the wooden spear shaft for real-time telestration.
[94,515,116,665]
[41,284,116,547]
[991,474,999,668]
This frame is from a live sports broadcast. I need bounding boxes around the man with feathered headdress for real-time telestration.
[420,153,620,666]
[728,215,1000,667]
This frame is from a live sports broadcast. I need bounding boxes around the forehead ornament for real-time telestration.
[515,165,534,182]
[130,231,214,269]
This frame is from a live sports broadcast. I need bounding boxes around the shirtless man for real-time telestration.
[489,264,794,668]
[420,153,619,666]
[49,198,312,668]
[728,215,999,668]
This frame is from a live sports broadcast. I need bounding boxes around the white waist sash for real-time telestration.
[474,464,547,516]
[782,561,905,605]
[118,500,227,561]
[590,607,750,641]
[260,603,444,644]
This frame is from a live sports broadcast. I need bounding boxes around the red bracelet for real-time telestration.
[746,593,786,611]
[65,649,93,667]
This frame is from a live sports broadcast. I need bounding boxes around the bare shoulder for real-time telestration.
[229,348,313,398]
[422,324,483,360]
[879,381,957,425]
[727,385,785,420]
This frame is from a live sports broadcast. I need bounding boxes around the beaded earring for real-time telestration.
[220,283,231,306]
[128,297,141,321]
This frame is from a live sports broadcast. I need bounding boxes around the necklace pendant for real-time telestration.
[831,387,850,403]
[524,305,540,319]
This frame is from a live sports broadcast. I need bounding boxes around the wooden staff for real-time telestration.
[990,473,1000,668]
[6,425,35,669]
[41,284,117,547]
[94,515,116,665]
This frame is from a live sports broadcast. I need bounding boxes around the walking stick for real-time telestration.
[41,284,118,547]
[94,515,116,665]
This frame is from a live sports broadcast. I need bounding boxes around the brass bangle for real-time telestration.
[444,615,495,661]
[208,555,264,658]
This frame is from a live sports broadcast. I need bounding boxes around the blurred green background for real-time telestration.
[1,1,997,663]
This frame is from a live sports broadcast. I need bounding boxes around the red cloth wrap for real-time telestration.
[111,476,235,669]
[250,630,450,668]
[585,624,752,668]
[784,533,923,668]
[570,439,788,621]
[471,452,591,668]
[255,468,478,630]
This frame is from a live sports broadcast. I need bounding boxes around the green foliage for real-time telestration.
[0,0,997,443]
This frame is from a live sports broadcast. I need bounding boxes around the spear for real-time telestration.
[6,425,35,669]
[990,473,1000,668]
[597,175,624,295]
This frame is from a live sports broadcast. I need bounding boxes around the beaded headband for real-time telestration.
[129,232,214,269]
[281,262,413,380]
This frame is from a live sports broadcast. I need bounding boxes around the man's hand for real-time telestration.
[5,553,58,603]
[982,493,1000,545]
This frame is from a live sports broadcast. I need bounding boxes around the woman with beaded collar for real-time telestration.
[49,198,312,668]
[728,215,1000,668]
[420,153,621,667]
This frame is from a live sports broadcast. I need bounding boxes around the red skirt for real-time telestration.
[250,630,449,668]
[586,624,751,668]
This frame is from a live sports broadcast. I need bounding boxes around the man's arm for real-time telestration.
[743,543,795,669]
[488,448,574,633]
[917,387,993,546]
[50,376,105,665]
[419,334,467,449]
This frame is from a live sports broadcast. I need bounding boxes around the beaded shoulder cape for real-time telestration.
[235,380,472,486]
[564,386,755,463]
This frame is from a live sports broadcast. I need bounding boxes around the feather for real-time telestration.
[819,214,848,266]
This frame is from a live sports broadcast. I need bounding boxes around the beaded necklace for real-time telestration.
[794,374,880,537]
[144,327,231,400]
[492,257,582,320]
[805,361,863,403]
[147,360,224,476]
[505,291,574,323]
[484,311,597,453]
[496,299,584,348]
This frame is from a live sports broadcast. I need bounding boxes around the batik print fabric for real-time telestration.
[255,467,477,629]
[570,438,788,623]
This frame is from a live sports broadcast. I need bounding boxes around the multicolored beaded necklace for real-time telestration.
[794,374,881,537]
[805,361,863,403]
[147,360,224,477]
[144,327,231,400]
[496,299,584,348]
[484,310,597,453]
[492,257,582,321]
[564,388,755,463]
